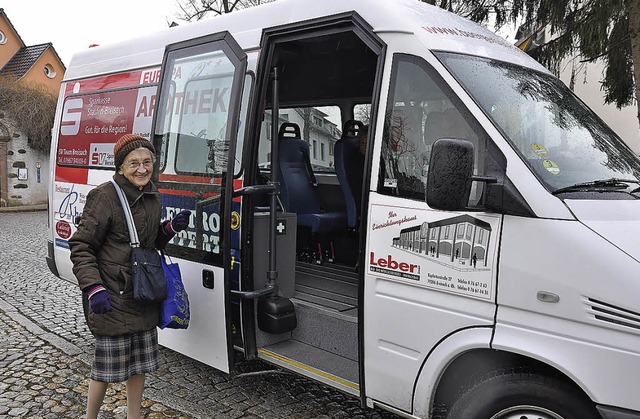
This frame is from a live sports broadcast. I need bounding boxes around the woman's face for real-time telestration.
[118,148,154,189]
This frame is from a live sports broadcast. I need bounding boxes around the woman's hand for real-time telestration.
[165,209,192,234]
[88,286,113,314]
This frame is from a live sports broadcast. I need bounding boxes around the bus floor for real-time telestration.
[256,261,360,393]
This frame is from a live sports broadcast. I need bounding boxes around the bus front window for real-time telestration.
[436,52,640,195]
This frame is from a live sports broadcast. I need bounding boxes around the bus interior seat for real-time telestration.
[277,122,346,234]
[335,120,364,229]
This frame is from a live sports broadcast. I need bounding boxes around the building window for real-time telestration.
[329,142,334,156]
[0,30,6,45]
[320,143,325,161]
[312,140,318,159]
[44,64,56,79]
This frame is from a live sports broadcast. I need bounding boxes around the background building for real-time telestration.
[557,60,640,154]
[258,108,341,171]
[0,8,65,206]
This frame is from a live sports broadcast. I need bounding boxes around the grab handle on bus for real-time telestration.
[230,285,276,299]
[232,184,277,197]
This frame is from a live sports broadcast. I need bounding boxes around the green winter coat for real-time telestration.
[69,173,171,336]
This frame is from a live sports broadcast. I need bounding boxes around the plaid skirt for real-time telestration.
[91,328,160,383]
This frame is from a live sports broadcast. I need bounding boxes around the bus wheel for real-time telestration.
[446,368,600,419]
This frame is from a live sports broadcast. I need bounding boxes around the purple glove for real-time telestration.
[165,209,191,234]
[87,285,112,314]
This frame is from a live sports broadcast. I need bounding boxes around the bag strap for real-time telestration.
[110,179,140,248]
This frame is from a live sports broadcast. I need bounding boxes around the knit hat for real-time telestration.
[113,134,155,168]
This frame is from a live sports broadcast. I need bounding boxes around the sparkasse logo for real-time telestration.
[90,144,115,167]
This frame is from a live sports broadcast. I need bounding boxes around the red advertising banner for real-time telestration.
[57,86,157,168]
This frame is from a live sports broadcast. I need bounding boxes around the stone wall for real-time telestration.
[0,114,49,207]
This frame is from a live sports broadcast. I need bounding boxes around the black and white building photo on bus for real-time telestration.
[393,215,492,270]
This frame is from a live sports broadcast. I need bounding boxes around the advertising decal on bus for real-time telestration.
[368,204,500,300]
[52,69,160,248]
[57,85,158,169]
[53,182,93,249]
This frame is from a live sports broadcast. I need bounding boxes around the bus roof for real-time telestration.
[64,0,548,82]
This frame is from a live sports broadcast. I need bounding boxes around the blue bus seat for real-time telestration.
[277,122,346,233]
[335,120,364,229]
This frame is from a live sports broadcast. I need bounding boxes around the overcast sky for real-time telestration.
[3,0,181,66]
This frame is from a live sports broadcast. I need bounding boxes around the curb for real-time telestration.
[0,296,88,361]
[0,204,47,213]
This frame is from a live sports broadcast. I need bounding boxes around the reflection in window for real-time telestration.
[175,63,233,175]
[380,54,486,205]
[437,52,640,191]
[155,45,242,177]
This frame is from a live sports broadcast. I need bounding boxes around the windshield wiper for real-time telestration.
[552,178,640,195]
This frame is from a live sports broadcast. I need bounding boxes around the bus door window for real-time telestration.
[154,38,247,257]
[379,54,486,207]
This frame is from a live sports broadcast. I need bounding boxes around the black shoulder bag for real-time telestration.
[111,179,167,302]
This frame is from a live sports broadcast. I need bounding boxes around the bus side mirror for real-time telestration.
[426,138,474,211]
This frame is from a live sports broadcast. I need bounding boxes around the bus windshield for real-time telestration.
[436,52,640,194]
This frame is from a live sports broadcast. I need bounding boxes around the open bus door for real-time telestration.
[151,32,248,374]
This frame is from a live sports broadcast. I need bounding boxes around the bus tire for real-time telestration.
[446,368,600,419]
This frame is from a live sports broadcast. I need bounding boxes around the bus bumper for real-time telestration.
[45,240,60,278]
[597,405,640,419]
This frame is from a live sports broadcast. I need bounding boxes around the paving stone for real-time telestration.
[0,211,402,418]
[9,407,29,416]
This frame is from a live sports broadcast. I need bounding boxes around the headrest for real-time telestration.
[342,120,364,138]
[279,122,301,140]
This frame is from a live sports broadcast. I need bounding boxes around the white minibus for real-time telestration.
[46,0,640,417]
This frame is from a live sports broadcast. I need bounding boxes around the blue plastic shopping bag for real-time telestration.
[159,255,190,329]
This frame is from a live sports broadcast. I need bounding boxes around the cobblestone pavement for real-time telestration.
[0,211,402,418]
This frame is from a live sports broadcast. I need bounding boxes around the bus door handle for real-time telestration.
[203,270,215,289]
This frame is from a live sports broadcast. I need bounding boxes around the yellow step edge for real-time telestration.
[258,348,360,391]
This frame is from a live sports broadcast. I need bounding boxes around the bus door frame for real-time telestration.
[152,31,248,374]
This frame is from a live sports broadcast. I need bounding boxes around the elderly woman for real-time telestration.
[69,134,190,419]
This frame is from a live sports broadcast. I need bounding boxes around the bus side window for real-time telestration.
[257,107,341,173]
[379,54,486,206]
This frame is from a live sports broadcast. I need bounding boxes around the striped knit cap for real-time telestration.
[113,134,155,168]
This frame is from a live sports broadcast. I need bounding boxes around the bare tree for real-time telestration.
[0,76,57,154]
[176,0,275,21]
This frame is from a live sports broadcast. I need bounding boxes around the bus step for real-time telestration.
[258,340,359,396]
[290,301,358,361]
